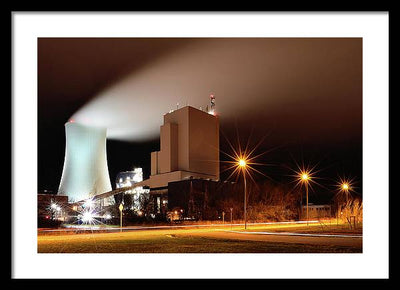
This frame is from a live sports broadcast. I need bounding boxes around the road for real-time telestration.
[37,221,362,253]
[188,229,362,248]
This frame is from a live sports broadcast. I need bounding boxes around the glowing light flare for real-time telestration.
[335,176,356,202]
[238,158,247,168]
[301,172,310,182]
[67,200,111,230]
[81,210,94,223]
[49,202,63,215]
[219,136,273,185]
[285,161,325,196]
[336,177,355,193]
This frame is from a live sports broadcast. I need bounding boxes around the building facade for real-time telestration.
[147,105,220,216]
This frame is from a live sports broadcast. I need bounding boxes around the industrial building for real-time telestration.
[57,121,114,206]
[50,96,227,221]
[115,168,150,212]
[147,104,220,216]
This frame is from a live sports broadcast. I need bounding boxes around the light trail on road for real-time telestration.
[38,220,320,233]
[225,230,362,238]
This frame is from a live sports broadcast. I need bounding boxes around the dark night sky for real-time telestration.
[38,38,362,202]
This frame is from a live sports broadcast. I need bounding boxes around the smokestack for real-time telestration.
[58,121,112,203]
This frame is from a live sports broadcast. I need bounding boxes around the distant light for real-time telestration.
[342,183,349,190]
[301,173,309,181]
[82,211,94,223]
[238,159,246,167]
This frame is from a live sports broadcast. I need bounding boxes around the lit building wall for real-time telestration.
[163,106,190,171]
[188,106,219,180]
[149,106,219,189]
[150,151,159,175]
[159,122,178,173]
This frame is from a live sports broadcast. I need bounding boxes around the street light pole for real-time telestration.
[244,170,247,230]
[306,182,309,226]
[340,182,351,225]
[300,172,310,226]
[119,203,123,232]
[238,158,247,230]
[230,208,233,230]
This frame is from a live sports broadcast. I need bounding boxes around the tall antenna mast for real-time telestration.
[209,92,216,115]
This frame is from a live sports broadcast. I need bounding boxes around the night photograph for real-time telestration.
[12,12,389,280]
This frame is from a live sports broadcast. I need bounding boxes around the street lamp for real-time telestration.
[119,203,123,232]
[341,182,350,203]
[300,171,310,226]
[238,158,247,230]
[337,179,353,223]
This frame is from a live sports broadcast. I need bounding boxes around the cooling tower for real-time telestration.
[58,121,112,203]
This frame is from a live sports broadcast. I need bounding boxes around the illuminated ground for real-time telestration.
[37,222,362,253]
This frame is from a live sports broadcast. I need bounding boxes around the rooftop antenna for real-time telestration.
[209,92,216,115]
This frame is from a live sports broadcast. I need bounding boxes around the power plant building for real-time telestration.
[148,105,220,214]
[54,102,222,219]
[150,105,219,186]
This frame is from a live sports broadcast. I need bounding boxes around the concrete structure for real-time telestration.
[57,121,113,204]
[146,105,220,215]
[149,105,220,189]
[58,105,220,218]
